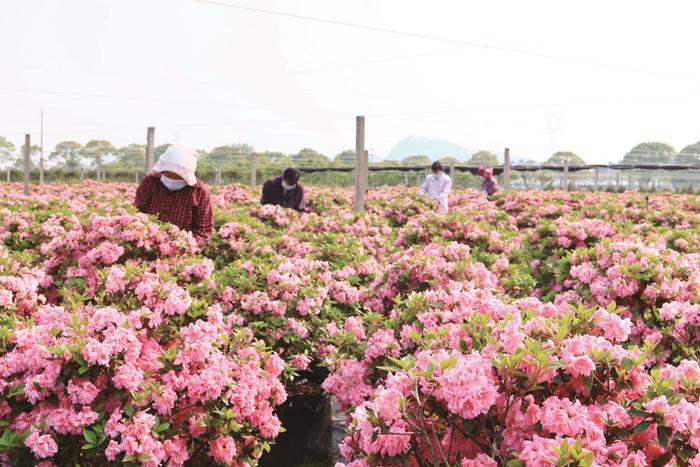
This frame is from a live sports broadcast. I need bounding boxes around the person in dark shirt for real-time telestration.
[134,144,213,245]
[261,168,306,212]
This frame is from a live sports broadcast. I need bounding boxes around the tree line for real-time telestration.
[1,137,699,172]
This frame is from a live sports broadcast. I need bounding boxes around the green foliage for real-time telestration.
[293,148,329,166]
[80,140,116,168]
[0,136,16,165]
[334,149,355,165]
[205,143,253,167]
[438,156,460,166]
[677,141,700,163]
[114,143,146,169]
[623,142,676,164]
[401,155,431,166]
[545,151,586,166]
[14,144,42,170]
[49,141,83,169]
[468,150,498,166]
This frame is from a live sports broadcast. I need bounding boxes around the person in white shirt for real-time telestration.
[420,161,452,213]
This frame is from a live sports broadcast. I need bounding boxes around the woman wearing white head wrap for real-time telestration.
[151,144,199,187]
[134,144,214,245]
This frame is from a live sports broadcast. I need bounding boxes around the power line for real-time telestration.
[193,0,700,82]
[0,86,263,110]
[289,48,460,74]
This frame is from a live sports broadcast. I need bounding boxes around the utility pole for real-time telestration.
[39,107,44,184]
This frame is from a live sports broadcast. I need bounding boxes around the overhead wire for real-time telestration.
[0,86,265,110]
[4,1,699,158]
[193,0,700,83]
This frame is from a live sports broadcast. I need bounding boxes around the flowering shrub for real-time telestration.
[1,182,700,466]
[0,300,285,465]
[328,290,700,466]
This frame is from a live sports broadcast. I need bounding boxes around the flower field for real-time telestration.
[0,182,699,467]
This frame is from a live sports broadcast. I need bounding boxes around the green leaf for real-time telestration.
[0,430,25,448]
[123,403,135,417]
[579,451,594,467]
[386,356,408,369]
[439,356,457,371]
[407,331,420,342]
[83,428,97,445]
[422,360,435,378]
[153,422,169,433]
[6,383,24,398]
[462,419,479,437]
[656,425,672,448]
[652,452,673,467]
[634,420,653,434]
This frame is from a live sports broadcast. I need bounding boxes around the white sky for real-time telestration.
[1,0,700,163]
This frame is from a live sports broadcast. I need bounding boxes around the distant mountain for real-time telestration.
[385,137,476,161]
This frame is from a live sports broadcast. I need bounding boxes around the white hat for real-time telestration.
[152,144,199,186]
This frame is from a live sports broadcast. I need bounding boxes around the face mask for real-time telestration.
[281,181,296,191]
[161,174,188,191]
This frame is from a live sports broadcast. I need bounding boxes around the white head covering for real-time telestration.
[152,144,199,186]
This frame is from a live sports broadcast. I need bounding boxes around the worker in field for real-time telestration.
[420,161,452,213]
[261,168,306,212]
[134,144,213,245]
[477,164,499,197]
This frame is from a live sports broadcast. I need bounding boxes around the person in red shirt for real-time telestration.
[477,164,499,197]
[134,144,213,245]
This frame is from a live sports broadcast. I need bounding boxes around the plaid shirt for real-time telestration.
[135,173,213,244]
[480,177,499,196]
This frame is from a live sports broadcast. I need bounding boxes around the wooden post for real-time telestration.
[594,168,599,191]
[23,134,30,195]
[354,116,367,211]
[403,172,409,186]
[250,153,257,188]
[96,157,102,183]
[145,127,155,173]
[215,168,222,186]
[563,158,570,191]
[616,171,620,189]
[628,173,632,190]
[39,108,44,184]
[503,147,511,190]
